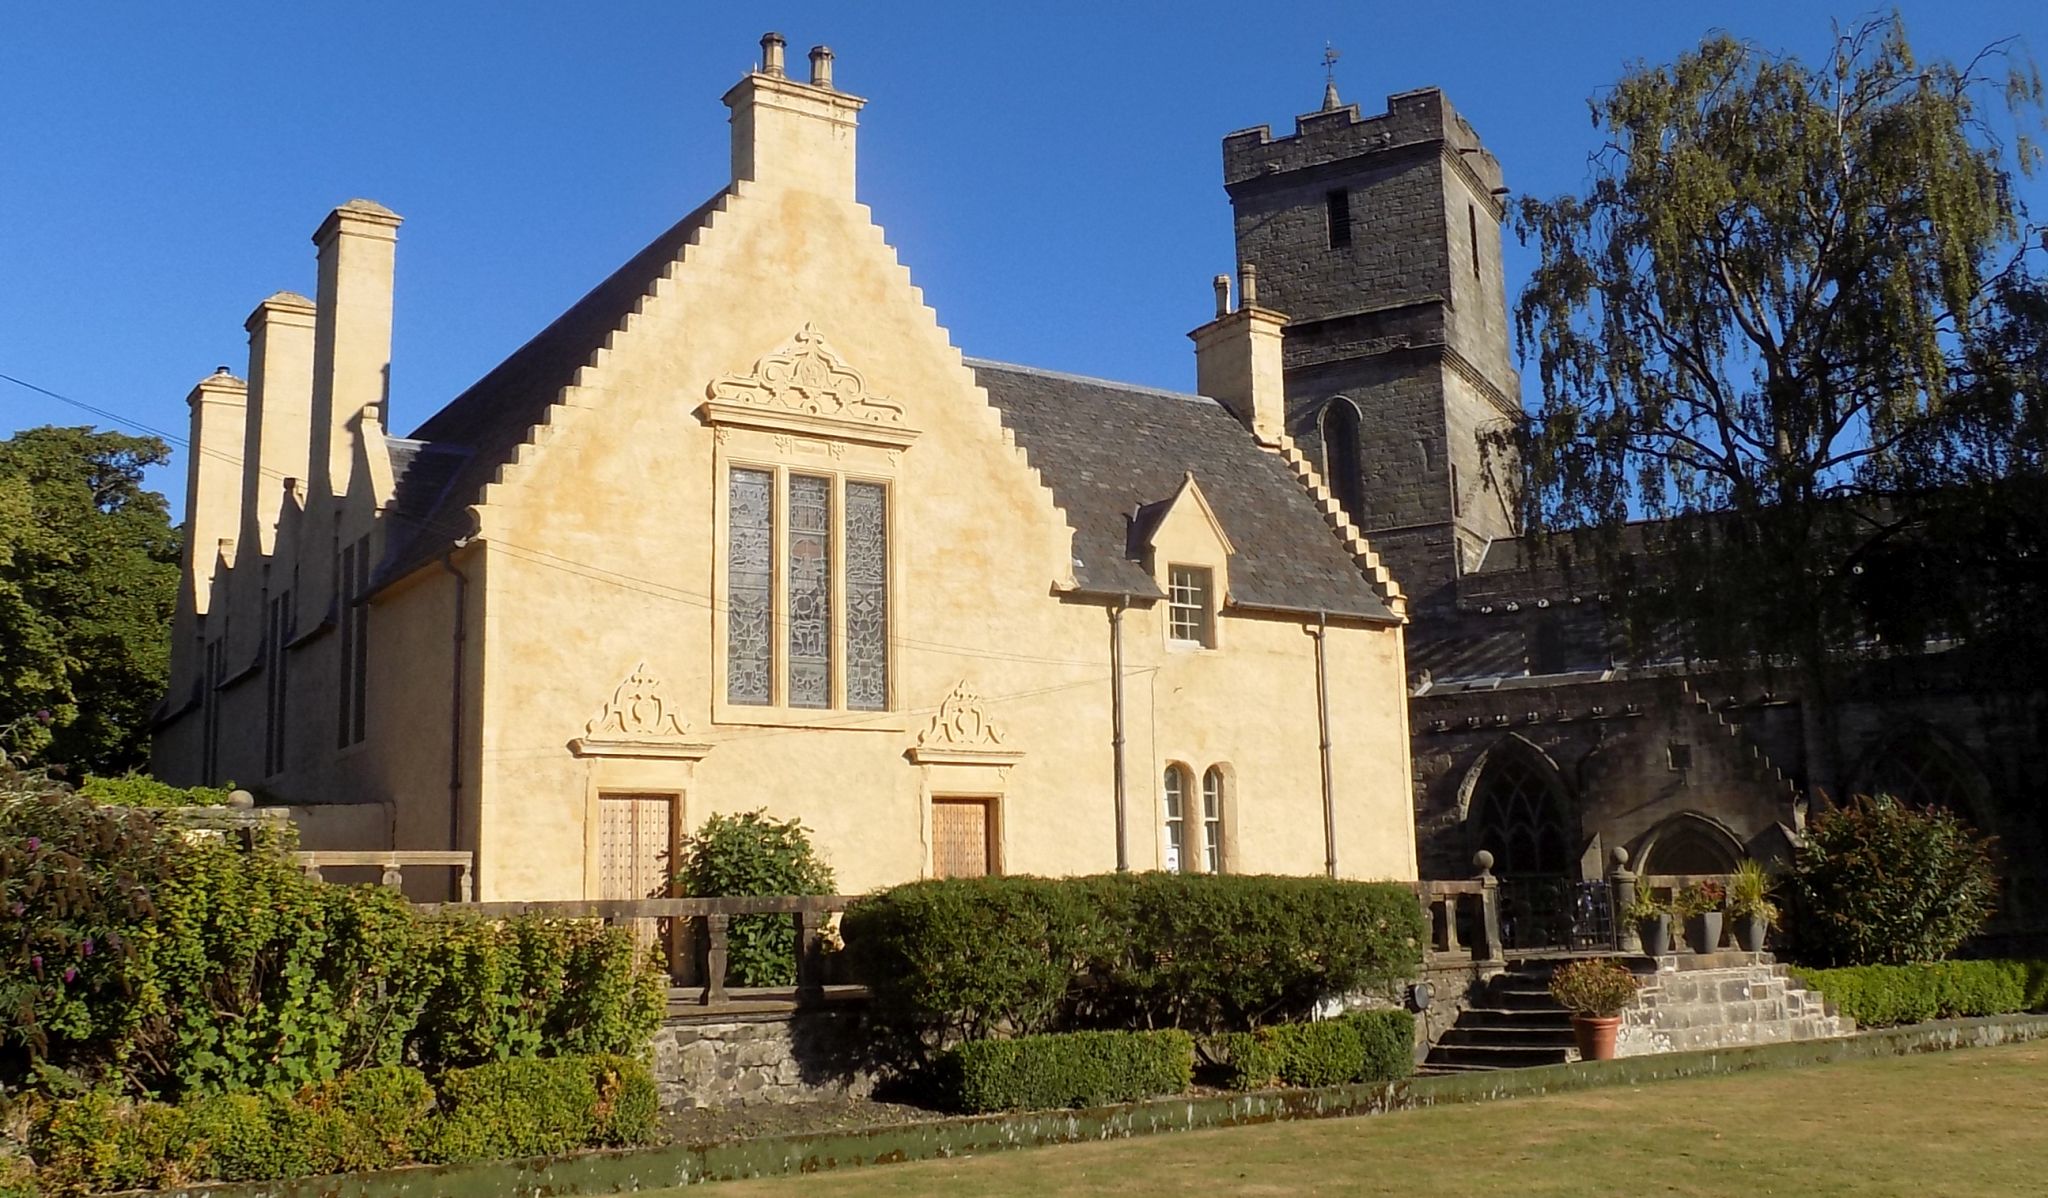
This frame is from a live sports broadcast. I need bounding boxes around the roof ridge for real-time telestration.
[964,357,1212,405]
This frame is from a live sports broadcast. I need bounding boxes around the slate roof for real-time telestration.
[373,191,729,587]
[969,361,1395,622]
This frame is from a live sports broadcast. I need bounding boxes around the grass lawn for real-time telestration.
[682,1042,2048,1197]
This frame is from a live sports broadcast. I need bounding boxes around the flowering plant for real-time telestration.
[1674,879,1726,918]
[1548,958,1640,1017]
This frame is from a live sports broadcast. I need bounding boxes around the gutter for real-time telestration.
[1310,610,1337,878]
[438,540,473,901]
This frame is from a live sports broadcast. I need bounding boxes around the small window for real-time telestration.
[1163,765,1190,872]
[1202,767,1226,873]
[1667,742,1694,772]
[1167,566,1214,647]
[1326,189,1351,248]
[1468,204,1480,277]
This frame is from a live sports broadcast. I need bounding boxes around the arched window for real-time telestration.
[1638,815,1741,876]
[1202,767,1226,873]
[1467,745,1572,878]
[1861,731,1987,827]
[1163,764,1191,872]
[1320,398,1366,527]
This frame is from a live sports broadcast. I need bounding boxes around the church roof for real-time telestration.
[970,361,1395,621]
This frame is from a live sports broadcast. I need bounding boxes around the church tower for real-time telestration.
[1222,85,1520,611]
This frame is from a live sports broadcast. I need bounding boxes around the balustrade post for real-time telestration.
[793,909,824,1001]
[302,862,324,884]
[1441,894,1463,956]
[1609,846,1641,954]
[1474,851,1504,963]
[379,860,404,890]
[457,861,474,903]
[702,914,730,1006]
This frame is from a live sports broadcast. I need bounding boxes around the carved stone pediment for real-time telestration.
[700,324,921,448]
[908,680,1022,765]
[571,663,713,760]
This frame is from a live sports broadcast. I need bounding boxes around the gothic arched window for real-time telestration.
[1639,815,1741,876]
[1861,731,1987,827]
[1320,397,1366,527]
[1467,746,1571,878]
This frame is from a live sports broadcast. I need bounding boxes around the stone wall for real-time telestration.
[651,1006,877,1110]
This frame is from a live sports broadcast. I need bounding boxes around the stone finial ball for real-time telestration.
[1611,845,1630,867]
[1472,849,1495,872]
[227,789,255,809]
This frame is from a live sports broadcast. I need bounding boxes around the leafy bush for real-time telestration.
[1726,859,1780,926]
[938,1030,1193,1114]
[1548,959,1639,1017]
[846,873,1425,1057]
[420,1054,659,1163]
[1791,794,1999,965]
[76,773,234,808]
[3,783,665,1099]
[676,810,835,987]
[24,1058,652,1194]
[1791,960,2048,1027]
[1220,1010,1415,1090]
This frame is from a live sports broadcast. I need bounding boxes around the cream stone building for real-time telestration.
[152,36,1418,901]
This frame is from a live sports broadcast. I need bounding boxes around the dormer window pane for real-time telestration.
[1168,565,1214,646]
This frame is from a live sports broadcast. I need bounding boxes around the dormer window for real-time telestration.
[1167,565,1215,647]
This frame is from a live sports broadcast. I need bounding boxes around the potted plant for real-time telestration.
[1625,888,1673,957]
[1726,859,1779,953]
[1548,958,1639,1061]
[1676,879,1727,953]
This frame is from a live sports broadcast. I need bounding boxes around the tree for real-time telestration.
[0,427,180,772]
[1789,793,1999,965]
[1511,17,2046,785]
[676,810,835,987]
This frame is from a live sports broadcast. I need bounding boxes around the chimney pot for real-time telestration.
[760,31,786,77]
[1212,274,1232,318]
[809,45,834,89]
[1239,262,1259,307]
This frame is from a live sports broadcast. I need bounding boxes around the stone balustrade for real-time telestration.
[295,850,475,901]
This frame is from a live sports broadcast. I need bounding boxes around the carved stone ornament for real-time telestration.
[908,680,1022,766]
[570,662,713,760]
[701,324,921,448]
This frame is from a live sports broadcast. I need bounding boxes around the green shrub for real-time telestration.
[1220,1011,1415,1090]
[676,810,835,987]
[1792,959,2048,1027]
[1791,794,1999,966]
[421,1054,659,1164]
[76,773,234,808]
[846,873,1425,1057]
[0,1146,38,1198]
[1548,959,1639,1017]
[939,1030,1193,1114]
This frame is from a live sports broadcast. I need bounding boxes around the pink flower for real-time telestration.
[62,967,76,983]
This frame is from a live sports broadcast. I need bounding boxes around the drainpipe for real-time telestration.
[438,542,471,900]
[1312,610,1337,877]
[1109,595,1131,872]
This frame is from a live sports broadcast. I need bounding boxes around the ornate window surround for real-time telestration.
[907,681,1022,877]
[569,663,711,900]
[703,326,917,730]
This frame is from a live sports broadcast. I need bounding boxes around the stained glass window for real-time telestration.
[1163,765,1189,873]
[1202,767,1225,873]
[787,473,832,709]
[727,468,774,705]
[846,481,889,711]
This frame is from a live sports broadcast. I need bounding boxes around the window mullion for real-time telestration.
[773,465,788,708]
[831,474,847,711]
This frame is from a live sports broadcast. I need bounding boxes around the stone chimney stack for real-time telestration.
[239,292,317,556]
[1189,263,1289,447]
[182,367,248,611]
[723,33,866,197]
[307,199,401,506]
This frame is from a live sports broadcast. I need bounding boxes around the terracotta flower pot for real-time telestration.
[1637,914,1672,957]
[1735,913,1768,953]
[1685,911,1724,954]
[1572,1014,1622,1061]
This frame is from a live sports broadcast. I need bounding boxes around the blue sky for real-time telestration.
[3,3,2041,513]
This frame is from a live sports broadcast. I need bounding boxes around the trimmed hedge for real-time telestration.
[939,1030,1194,1114]
[1221,1010,1415,1090]
[25,1056,658,1195]
[1792,960,2048,1027]
[845,873,1425,1050]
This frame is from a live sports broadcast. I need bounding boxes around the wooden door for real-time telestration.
[932,798,995,878]
[599,794,676,958]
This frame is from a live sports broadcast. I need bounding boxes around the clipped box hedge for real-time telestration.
[25,1055,659,1196]
[1221,1010,1415,1090]
[845,872,1425,1046]
[940,1029,1195,1114]
[1792,960,2048,1027]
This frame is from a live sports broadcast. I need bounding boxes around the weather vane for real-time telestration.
[1320,42,1343,110]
